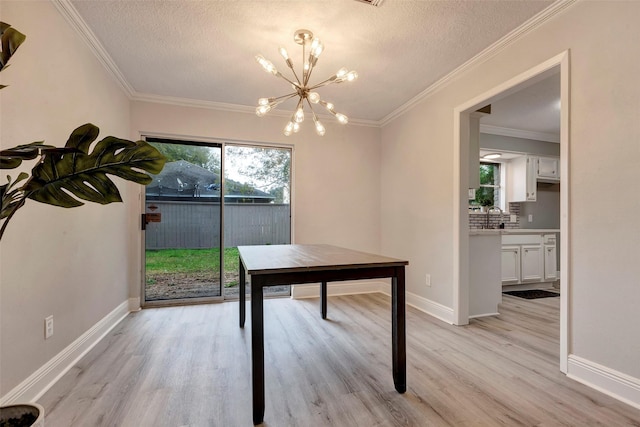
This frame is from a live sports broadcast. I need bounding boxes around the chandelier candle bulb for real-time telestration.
[254,29,356,136]
[336,113,348,124]
[314,118,326,136]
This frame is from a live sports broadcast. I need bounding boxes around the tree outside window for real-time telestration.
[472,162,500,207]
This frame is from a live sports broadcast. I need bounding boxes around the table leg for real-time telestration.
[392,266,406,393]
[251,276,265,424]
[239,257,246,328]
[321,281,327,319]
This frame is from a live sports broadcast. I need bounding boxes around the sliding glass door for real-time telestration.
[223,145,292,299]
[141,139,292,305]
[143,139,223,304]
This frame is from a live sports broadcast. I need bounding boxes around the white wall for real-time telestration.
[0,1,134,395]
[381,0,640,384]
[130,101,382,266]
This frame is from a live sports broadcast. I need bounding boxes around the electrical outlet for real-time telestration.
[510,214,517,223]
[528,214,534,223]
[425,274,431,287]
[45,315,54,339]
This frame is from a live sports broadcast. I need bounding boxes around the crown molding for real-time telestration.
[52,0,135,97]
[132,92,256,115]
[132,92,379,127]
[480,124,560,143]
[379,0,578,126]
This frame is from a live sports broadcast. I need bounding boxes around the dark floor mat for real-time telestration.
[503,289,559,299]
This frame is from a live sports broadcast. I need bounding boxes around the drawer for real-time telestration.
[502,234,542,245]
[543,234,556,245]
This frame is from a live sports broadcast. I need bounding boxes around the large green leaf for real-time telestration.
[0,141,55,169]
[0,22,26,72]
[24,123,166,208]
[1,172,28,219]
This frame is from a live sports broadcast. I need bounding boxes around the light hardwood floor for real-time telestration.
[39,294,640,426]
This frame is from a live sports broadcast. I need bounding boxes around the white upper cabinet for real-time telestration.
[507,155,560,203]
[537,156,560,181]
[507,155,537,202]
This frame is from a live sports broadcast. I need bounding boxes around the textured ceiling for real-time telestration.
[69,0,556,125]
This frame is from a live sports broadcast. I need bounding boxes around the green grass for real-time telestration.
[145,247,239,277]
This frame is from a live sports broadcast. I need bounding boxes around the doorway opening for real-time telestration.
[454,51,570,372]
[142,138,292,306]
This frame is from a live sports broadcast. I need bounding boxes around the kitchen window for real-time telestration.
[472,162,501,208]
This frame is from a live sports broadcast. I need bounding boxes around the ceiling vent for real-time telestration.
[354,0,384,6]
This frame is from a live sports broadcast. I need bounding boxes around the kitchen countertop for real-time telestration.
[502,229,560,234]
[469,228,560,236]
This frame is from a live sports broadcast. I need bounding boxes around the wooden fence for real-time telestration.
[144,201,290,249]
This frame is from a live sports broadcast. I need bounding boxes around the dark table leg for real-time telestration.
[392,266,406,393]
[239,257,246,328]
[321,281,327,319]
[251,276,265,425]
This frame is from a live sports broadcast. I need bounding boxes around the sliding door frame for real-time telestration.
[138,132,294,307]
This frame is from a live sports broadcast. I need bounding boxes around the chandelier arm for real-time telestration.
[302,41,309,85]
[305,98,317,116]
[288,66,304,87]
[269,93,299,110]
[275,72,301,89]
[304,60,316,87]
[308,78,338,91]
[271,92,299,103]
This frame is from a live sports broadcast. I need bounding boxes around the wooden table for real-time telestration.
[238,244,408,425]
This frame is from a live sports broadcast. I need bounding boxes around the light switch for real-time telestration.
[528,214,533,222]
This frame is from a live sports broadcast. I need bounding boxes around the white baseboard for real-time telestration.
[405,292,455,324]
[291,280,389,299]
[469,312,501,319]
[567,354,640,410]
[128,297,141,312]
[291,283,455,326]
[0,300,131,405]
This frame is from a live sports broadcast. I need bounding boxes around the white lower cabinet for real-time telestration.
[544,245,557,281]
[520,244,543,282]
[501,233,557,285]
[501,246,520,285]
[543,234,558,281]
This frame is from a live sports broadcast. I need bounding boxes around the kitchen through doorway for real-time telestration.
[454,52,569,372]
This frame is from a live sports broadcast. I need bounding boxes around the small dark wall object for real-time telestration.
[146,212,161,223]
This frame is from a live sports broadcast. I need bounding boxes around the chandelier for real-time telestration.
[254,29,358,136]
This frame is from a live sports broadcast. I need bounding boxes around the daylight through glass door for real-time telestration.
[143,140,223,303]
[223,144,292,299]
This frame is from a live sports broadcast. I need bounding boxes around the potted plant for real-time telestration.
[0,404,44,427]
[0,22,166,426]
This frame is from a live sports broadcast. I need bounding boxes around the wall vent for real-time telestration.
[354,0,384,6]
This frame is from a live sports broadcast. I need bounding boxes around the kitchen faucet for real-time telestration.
[486,206,503,229]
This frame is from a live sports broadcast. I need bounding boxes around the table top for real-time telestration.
[238,244,408,275]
